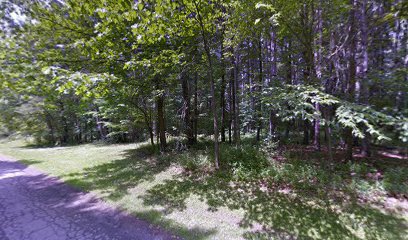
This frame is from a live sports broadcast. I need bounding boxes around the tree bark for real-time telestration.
[269,30,277,139]
[313,0,323,151]
[232,52,240,144]
[345,0,358,161]
[314,103,321,151]
[142,109,154,146]
[324,107,334,163]
[193,72,199,141]
[194,1,220,168]
[181,74,195,145]
[303,121,310,145]
[359,0,371,157]
[256,37,263,141]
[156,92,167,152]
[220,44,227,143]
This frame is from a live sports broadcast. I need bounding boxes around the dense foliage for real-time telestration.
[0,0,407,166]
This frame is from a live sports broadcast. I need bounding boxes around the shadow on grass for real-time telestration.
[19,159,44,166]
[43,141,406,239]
[141,172,407,240]
[61,144,168,201]
[56,143,217,239]
[21,142,81,149]
[134,209,218,240]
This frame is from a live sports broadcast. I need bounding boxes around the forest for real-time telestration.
[0,0,407,239]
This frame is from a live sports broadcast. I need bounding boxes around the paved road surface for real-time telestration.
[0,155,177,240]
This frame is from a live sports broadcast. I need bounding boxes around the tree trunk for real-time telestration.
[181,74,195,145]
[157,93,167,152]
[324,107,334,163]
[193,72,199,141]
[148,126,154,146]
[313,0,323,151]
[359,0,371,157]
[207,51,220,168]
[143,111,154,146]
[232,52,240,144]
[95,114,106,141]
[256,37,263,142]
[58,101,70,144]
[314,103,321,151]
[268,111,276,137]
[194,2,220,168]
[269,30,278,139]
[345,0,358,161]
[303,121,310,145]
[228,66,233,144]
[44,110,56,144]
[220,64,227,143]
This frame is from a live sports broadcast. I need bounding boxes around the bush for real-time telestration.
[269,158,329,191]
[178,150,213,172]
[383,167,408,195]
[221,144,270,180]
[260,136,279,158]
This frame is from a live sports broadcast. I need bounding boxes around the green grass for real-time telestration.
[0,138,407,239]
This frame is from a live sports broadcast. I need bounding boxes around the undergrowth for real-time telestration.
[163,138,407,200]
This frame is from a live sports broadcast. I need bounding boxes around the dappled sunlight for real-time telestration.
[140,165,407,239]
[62,146,174,201]
[131,209,219,240]
[1,0,407,238]
[1,140,407,239]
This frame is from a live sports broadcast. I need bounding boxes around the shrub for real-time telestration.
[221,144,270,180]
[178,150,212,172]
[383,167,408,195]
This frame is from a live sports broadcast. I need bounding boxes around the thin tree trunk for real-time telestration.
[148,126,154,146]
[232,52,240,144]
[144,114,154,146]
[181,74,195,145]
[139,107,154,146]
[269,30,277,138]
[346,0,358,161]
[157,92,167,152]
[303,121,310,145]
[323,106,334,168]
[193,72,199,141]
[314,103,321,151]
[256,37,263,141]
[228,66,233,144]
[58,101,70,144]
[194,1,220,168]
[313,0,323,151]
[95,114,106,141]
[45,113,55,144]
[220,58,227,143]
[207,50,220,168]
[269,111,276,138]
[359,0,371,157]
[151,99,158,145]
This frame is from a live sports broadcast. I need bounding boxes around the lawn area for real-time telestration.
[0,138,407,240]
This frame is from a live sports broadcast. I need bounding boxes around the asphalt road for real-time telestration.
[0,155,177,240]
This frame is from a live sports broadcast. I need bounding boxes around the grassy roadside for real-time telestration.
[0,139,244,239]
[0,138,407,239]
